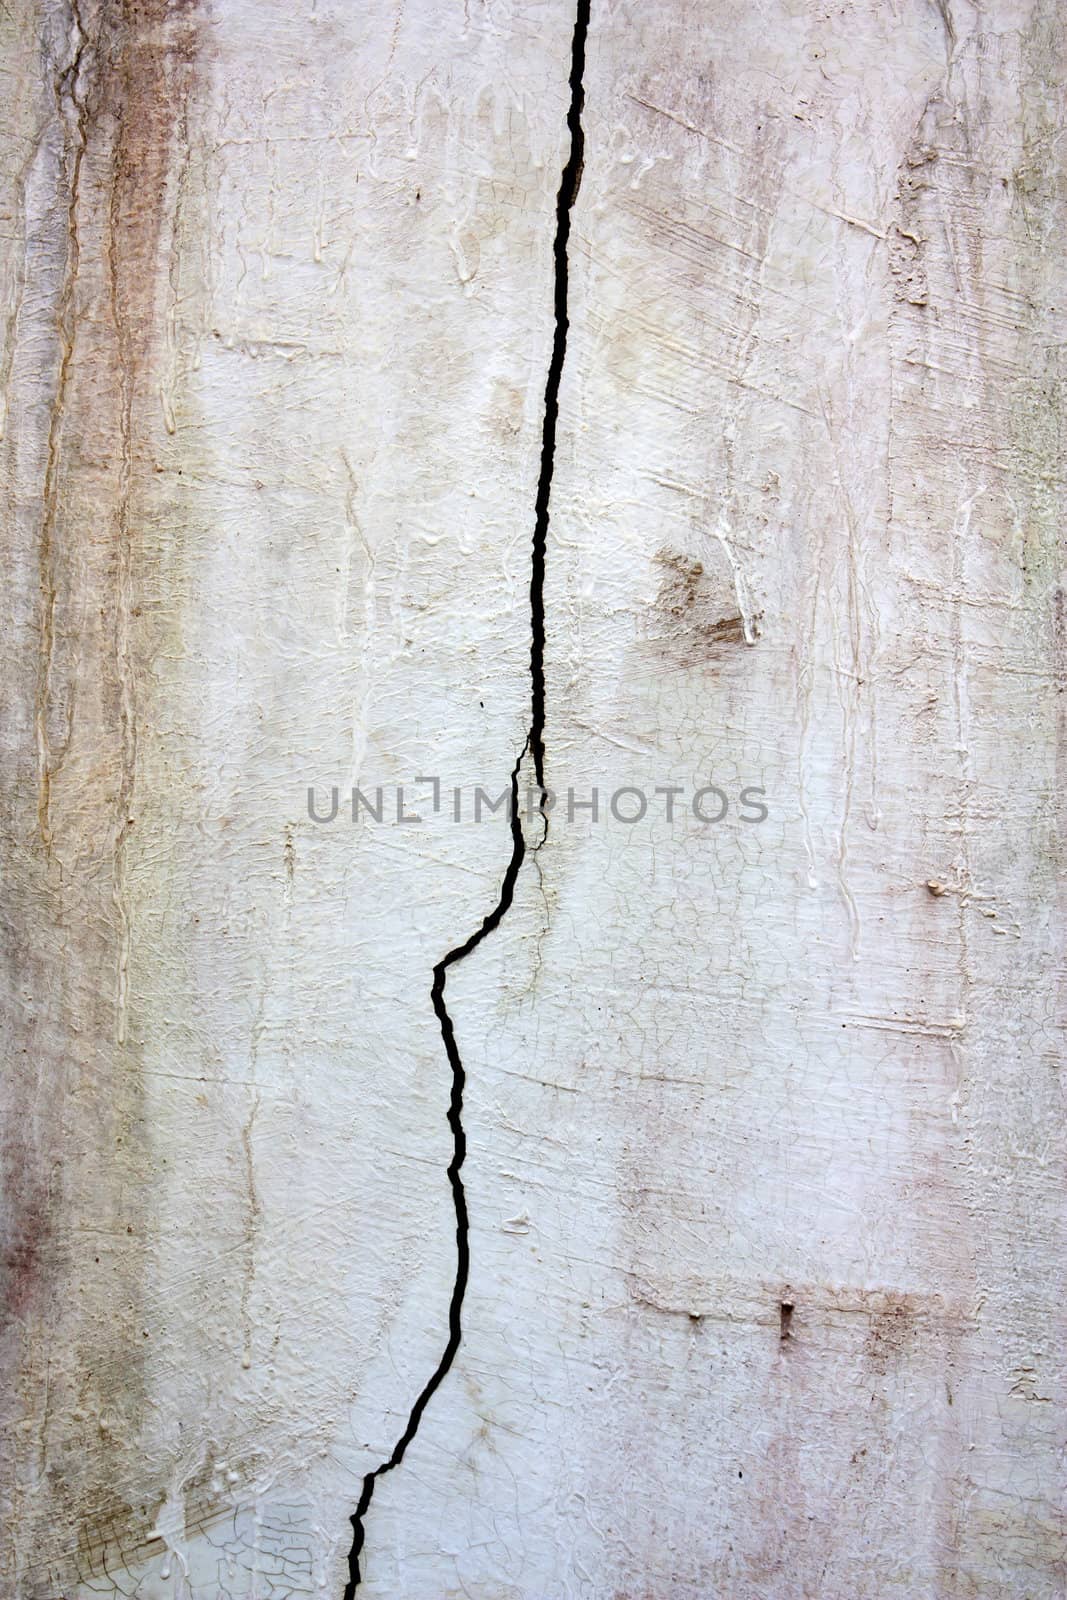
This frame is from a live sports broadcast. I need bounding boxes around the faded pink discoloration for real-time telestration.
[1,0,204,1587]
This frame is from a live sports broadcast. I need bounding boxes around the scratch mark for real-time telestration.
[341,0,589,1590]
[710,522,759,646]
[239,1090,261,1371]
[627,93,888,239]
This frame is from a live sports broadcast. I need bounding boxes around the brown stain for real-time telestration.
[489,376,526,443]
[70,1448,266,1587]
[1,0,205,1588]
[0,1222,46,1329]
[743,1288,946,1591]
[619,1274,972,1591]
[863,1294,919,1377]
[74,1494,165,1586]
[646,546,749,663]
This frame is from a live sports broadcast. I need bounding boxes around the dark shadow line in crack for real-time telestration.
[342,0,589,1588]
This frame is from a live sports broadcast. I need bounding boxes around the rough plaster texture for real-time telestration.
[1,0,1065,1596]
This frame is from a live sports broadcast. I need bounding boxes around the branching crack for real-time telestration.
[341,0,589,1591]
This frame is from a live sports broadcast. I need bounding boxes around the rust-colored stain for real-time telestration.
[647,546,749,662]
[2,0,204,1588]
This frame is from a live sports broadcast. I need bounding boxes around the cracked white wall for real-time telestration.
[1,0,1065,1597]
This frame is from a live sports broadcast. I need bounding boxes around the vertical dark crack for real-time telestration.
[342,1,588,1591]
[530,0,588,803]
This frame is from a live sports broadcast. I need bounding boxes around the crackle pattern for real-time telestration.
[1,1,1065,1597]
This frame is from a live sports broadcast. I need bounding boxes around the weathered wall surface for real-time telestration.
[1,0,1064,1596]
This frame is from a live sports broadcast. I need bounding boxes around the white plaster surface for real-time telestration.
[1,1,1065,1596]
